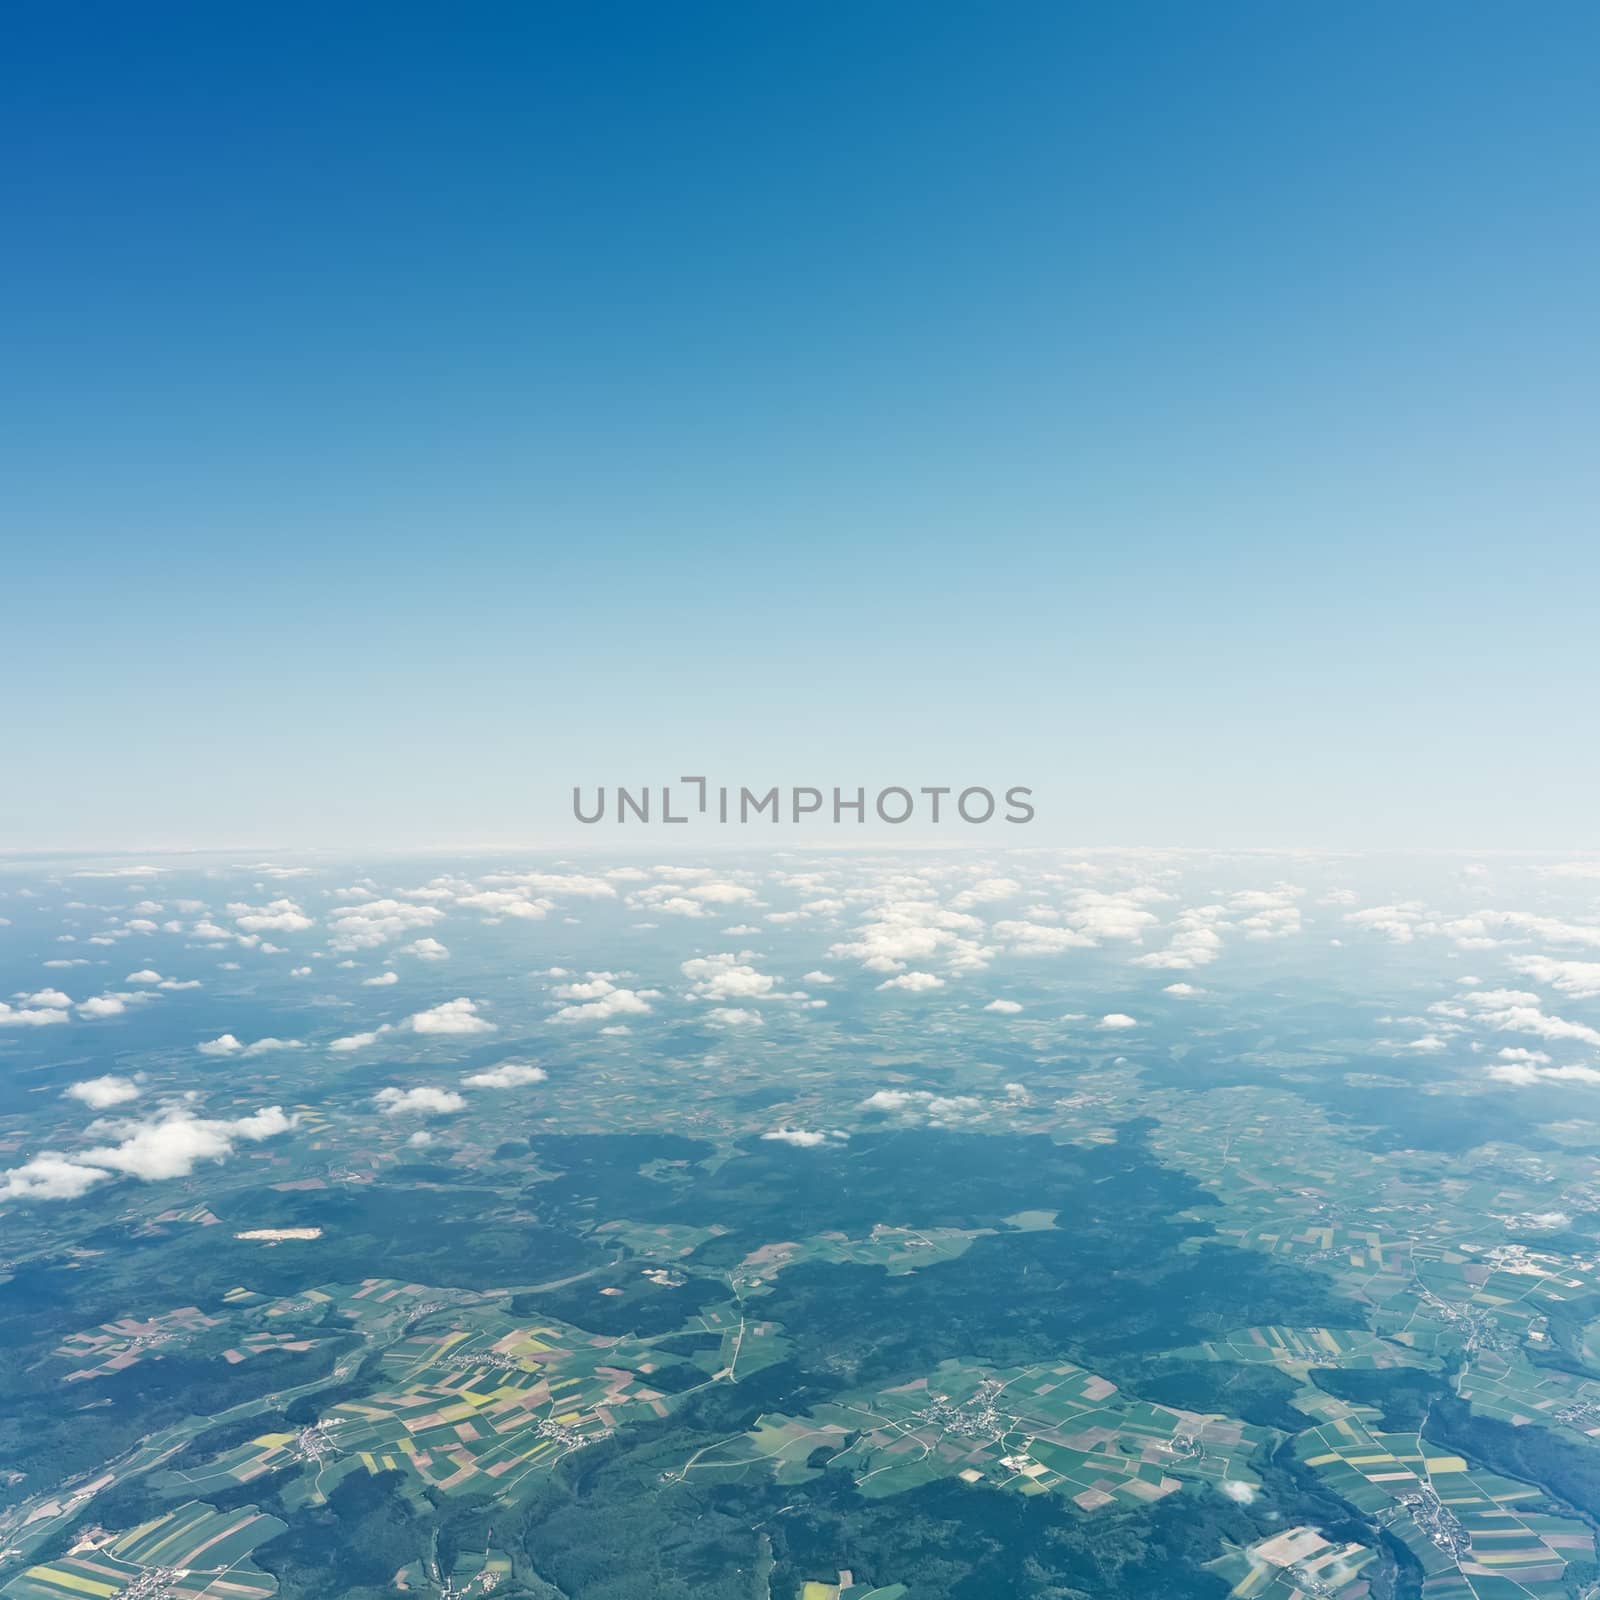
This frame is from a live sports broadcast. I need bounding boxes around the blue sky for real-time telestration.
[5,2,1597,851]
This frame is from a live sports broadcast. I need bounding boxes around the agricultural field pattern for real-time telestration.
[2,849,1599,1600]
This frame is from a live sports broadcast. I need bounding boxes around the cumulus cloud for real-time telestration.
[830,897,987,972]
[362,971,399,986]
[1508,955,1600,999]
[7,1105,300,1196]
[462,1061,548,1089]
[329,1029,386,1053]
[1,1154,111,1201]
[861,1088,987,1124]
[374,1085,466,1116]
[198,1034,304,1057]
[406,997,496,1035]
[1163,982,1202,996]
[229,898,315,933]
[707,1007,764,1026]
[984,999,1023,1013]
[19,987,73,1008]
[0,999,70,1027]
[327,899,444,951]
[77,994,140,1018]
[682,953,778,1002]
[548,976,659,1024]
[64,1075,143,1109]
[988,920,1095,956]
[761,1127,845,1147]
[1096,1013,1138,1030]
[401,938,450,961]
[877,971,945,993]
[455,889,554,921]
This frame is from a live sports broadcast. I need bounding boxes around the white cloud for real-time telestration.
[707,1006,764,1025]
[198,1033,303,1057]
[327,899,444,951]
[761,1127,844,1148]
[0,1000,71,1028]
[462,1061,548,1089]
[1163,982,1202,996]
[406,997,496,1035]
[374,1085,466,1117]
[455,889,554,921]
[877,971,945,993]
[1096,1013,1138,1030]
[682,953,777,1002]
[362,971,399,986]
[548,978,659,1024]
[1,1154,111,1201]
[125,970,163,984]
[77,994,136,1018]
[329,1029,387,1053]
[1508,954,1600,999]
[984,999,1023,1013]
[19,987,73,1008]
[64,1075,142,1110]
[229,898,315,933]
[401,937,450,961]
[70,1105,295,1184]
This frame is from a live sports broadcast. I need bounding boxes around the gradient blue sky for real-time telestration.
[5,2,1597,851]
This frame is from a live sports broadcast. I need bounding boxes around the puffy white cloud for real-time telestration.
[1,1154,110,1201]
[463,1061,548,1089]
[1508,955,1600,999]
[198,1034,303,1057]
[984,999,1023,1013]
[327,899,444,951]
[829,898,985,972]
[682,953,777,1002]
[1131,906,1226,969]
[229,898,315,933]
[329,1029,386,1053]
[1096,1013,1138,1030]
[707,1007,763,1026]
[1163,982,1202,996]
[64,1075,143,1109]
[77,994,137,1018]
[455,889,554,921]
[761,1127,844,1148]
[861,1088,987,1124]
[1342,903,1438,944]
[406,997,496,1035]
[71,1106,295,1184]
[1457,989,1600,1049]
[1488,1059,1600,1087]
[802,970,835,984]
[374,1085,466,1117]
[990,920,1096,956]
[20,987,73,1008]
[362,971,399,986]
[951,877,1022,909]
[401,938,450,961]
[547,978,659,1024]
[877,972,946,993]
[0,1000,71,1027]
